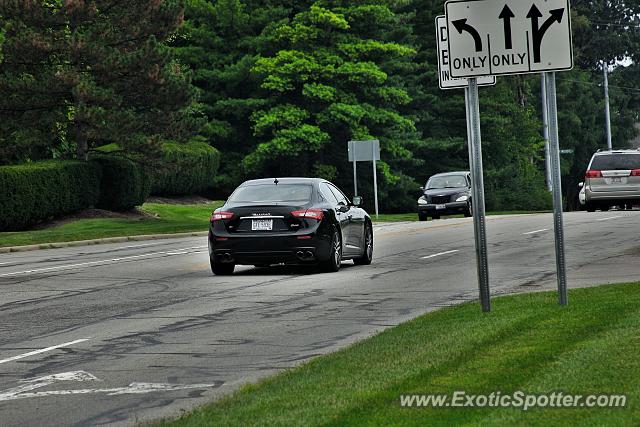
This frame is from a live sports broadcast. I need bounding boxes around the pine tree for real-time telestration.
[172,0,311,195]
[0,0,196,163]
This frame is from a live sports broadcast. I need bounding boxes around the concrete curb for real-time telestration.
[0,231,209,254]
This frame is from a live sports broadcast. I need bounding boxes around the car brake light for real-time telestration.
[291,209,324,221]
[631,169,640,177]
[585,170,602,178]
[211,211,234,222]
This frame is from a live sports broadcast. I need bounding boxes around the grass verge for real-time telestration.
[0,202,223,248]
[159,283,640,427]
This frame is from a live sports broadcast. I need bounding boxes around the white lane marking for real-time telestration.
[0,339,90,365]
[523,229,549,235]
[421,250,460,259]
[0,246,206,277]
[114,242,165,250]
[597,216,621,222]
[0,371,219,402]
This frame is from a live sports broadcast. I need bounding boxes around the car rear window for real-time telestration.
[591,154,640,170]
[228,184,313,204]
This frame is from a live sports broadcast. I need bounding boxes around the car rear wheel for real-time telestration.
[586,202,596,212]
[320,228,342,272]
[418,212,428,221]
[432,214,441,220]
[601,205,610,212]
[211,259,235,275]
[354,222,373,266]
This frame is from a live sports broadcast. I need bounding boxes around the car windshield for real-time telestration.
[228,184,313,204]
[591,154,640,170]
[427,175,467,189]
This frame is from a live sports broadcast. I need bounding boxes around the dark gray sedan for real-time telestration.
[417,172,472,221]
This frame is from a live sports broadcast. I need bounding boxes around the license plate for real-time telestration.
[252,219,273,231]
[436,204,447,210]
[611,177,622,183]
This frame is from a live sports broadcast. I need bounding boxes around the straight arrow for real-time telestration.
[498,5,515,49]
[452,19,483,52]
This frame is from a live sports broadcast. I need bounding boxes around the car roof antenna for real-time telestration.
[274,178,279,185]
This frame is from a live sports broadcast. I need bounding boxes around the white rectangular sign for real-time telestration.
[445,0,573,78]
[348,140,380,162]
[436,16,496,89]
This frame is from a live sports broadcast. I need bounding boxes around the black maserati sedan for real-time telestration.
[208,178,374,275]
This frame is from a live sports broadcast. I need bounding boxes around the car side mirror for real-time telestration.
[352,196,363,207]
[578,182,584,188]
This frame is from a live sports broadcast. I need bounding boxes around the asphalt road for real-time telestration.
[0,211,639,426]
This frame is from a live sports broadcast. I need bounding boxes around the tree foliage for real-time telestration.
[0,0,196,163]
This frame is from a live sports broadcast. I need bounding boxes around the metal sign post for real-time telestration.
[467,79,491,312]
[353,157,358,197]
[604,64,613,150]
[348,140,380,218]
[545,72,568,305]
[541,73,552,191]
[372,142,379,218]
[445,0,573,307]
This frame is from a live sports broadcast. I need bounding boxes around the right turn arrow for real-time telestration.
[527,4,565,63]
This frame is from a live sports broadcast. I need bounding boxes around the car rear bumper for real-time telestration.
[418,201,468,216]
[585,188,640,202]
[208,231,333,265]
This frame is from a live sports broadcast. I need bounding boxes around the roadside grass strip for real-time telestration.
[0,202,223,248]
[159,283,640,426]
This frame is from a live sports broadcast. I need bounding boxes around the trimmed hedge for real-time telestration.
[0,161,101,231]
[92,156,151,211]
[151,140,220,196]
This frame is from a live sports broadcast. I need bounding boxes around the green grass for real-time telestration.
[159,283,640,427]
[0,202,223,248]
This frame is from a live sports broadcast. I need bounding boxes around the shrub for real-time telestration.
[92,156,151,211]
[151,140,220,196]
[0,161,101,231]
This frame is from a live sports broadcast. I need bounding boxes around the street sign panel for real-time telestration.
[348,140,380,162]
[436,16,496,89]
[445,0,573,78]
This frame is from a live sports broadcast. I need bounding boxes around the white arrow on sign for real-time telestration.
[0,371,221,402]
[435,16,496,90]
[445,0,573,78]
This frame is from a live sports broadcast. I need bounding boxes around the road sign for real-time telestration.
[436,16,496,90]
[348,140,380,218]
[348,140,380,162]
[445,0,573,78]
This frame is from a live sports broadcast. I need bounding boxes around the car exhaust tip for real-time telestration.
[305,251,314,259]
[296,251,305,259]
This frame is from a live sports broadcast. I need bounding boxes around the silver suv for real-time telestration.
[584,149,640,212]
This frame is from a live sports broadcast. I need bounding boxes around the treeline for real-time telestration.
[1,0,639,215]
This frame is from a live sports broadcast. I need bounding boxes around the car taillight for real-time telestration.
[585,170,602,178]
[631,169,640,177]
[291,209,324,221]
[211,211,234,222]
